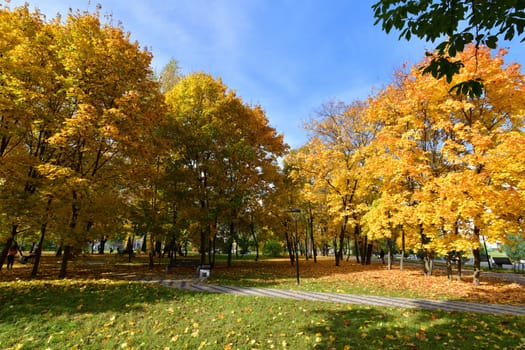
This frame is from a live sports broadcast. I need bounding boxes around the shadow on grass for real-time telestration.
[0,279,183,321]
[304,306,525,350]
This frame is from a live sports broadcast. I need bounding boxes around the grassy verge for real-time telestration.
[0,279,523,350]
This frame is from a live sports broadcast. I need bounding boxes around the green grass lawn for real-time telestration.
[0,279,523,350]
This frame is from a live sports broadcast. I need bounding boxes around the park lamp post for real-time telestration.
[289,208,301,285]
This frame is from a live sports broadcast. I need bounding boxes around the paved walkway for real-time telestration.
[144,278,525,316]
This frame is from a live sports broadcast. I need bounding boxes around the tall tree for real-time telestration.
[164,73,286,265]
[365,45,525,284]
[289,101,377,266]
[34,8,164,277]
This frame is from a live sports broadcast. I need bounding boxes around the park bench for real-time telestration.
[165,259,211,278]
[491,257,512,268]
[19,253,36,264]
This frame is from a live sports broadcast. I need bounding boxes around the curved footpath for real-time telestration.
[140,278,525,316]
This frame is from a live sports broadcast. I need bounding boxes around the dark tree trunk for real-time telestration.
[199,228,206,264]
[31,222,47,278]
[334,237,340,266]
[226,237,233,267]
[58,245,71,279]
[227,241,233,267]
[249,220,259,262]
[472,247,481,286]
[353,229,360,264]
[456,252,462,281]
[360,235,368,265]
[56,244,63,257]
[284,230,294,266]
[304,235,308,261]
[336,216,348,267]
[207,234,213,265]
[446,254,453,280]
[400,228,405,271]
[365,243,373,265]
[98,236,107,254]
[60,190,79,278]
[125,236,133,262]
[210,234,216,268]
[148,233,155,269]
[420,225,433,276]
[308,205,317,263]
[472,225,482,285]
[142,232,148,253]
[386,239,393,270]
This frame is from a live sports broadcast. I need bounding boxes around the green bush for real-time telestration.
[263,240,283,257]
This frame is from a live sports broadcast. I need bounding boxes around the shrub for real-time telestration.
[263,240,283,257]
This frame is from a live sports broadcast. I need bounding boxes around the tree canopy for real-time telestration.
[372,0,525,96]
[288,45,525,283]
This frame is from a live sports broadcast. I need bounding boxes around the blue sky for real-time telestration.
[7,1,525,148]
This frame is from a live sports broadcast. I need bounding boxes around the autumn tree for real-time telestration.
[365,45,525,284]
[164,73,286,265]
[0,4,64,271]
[0,6,166,277]
[289,101,378,266]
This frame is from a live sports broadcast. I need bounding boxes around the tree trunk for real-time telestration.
[199,228,206,264]
[345,236,352,262]
[472,225,482,285]
[353,229,360,264]
[400,228,405,271]
[360,235,368,265]
[308,207,317,263]
[142,232,148,253]
[284,230,295,266]
[228,221,235,267]
[446,254,453,280]
[56,244,63,257]
[148,232,155,269]
[31,222,47,278]
[304,235,309,261]
[126,236,134,262]
[249,220,259,262]
[365,243,373,265]
[337,220,346,267]
[0,238,12,271]
[334,236,340,266]
[386,239,393,270]
[420,225,433,276]
[58,245,71,279]
[227,239,233,267]
[210,234,216,268]
[472,247,481,286]
[456,252,462,281]
[98,236,107,254]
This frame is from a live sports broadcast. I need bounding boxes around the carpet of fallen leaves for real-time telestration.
[1,254,524,306]
[211,257,525,306]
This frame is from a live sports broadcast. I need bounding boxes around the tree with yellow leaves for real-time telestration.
[365,45,525,284]
[164,72,286,265]
[289,100,378,266]
[0,3,165,277]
